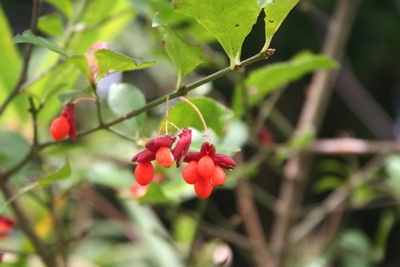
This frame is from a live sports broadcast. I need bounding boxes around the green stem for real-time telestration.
[91,83,104,125]
[39,51,274,149]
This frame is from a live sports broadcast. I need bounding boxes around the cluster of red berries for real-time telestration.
[50,104,76,141]
[131,128,235,198]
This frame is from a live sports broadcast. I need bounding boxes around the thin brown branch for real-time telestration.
[0,180,57,267]
[47,187,67,267]
[234,152,274,267]
[0,0,43,116]
[27,95,39,147]
[307,138,400,155]
[270,0,361,265]
[38,50,275,149]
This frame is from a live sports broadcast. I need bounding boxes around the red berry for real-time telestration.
[194,177,213,198]
[50,116,70,141]
[210,165,226,186]
[134,161,155,186]
[155,146,174,168]
[197,155,215,178]
[130,184,148,198]
[182,161,202,184]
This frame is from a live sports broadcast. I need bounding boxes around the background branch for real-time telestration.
[0,0,43,116]
[270,0,361,265]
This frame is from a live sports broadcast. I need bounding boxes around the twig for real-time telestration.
[0,0,43,116]
[253,89,284,139]
[27,95,39,147]
[234,152,274,267]
[38,50,275,149]
[91,83,104,125]
[47,187,67,267]
[307,138,400,155]
[270,0,361,265]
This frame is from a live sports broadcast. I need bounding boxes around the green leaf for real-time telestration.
[384,154,400,195]
[38,13,64,36]
[68,55,91,79]
[57,89,91,105]
[94,49,156,79]
[262,0,299,52]
[152,13,203,88]
[257,0,271,8]
[38,160,71,186]
[139,183,170,203]
[0,200,7,214]
[163,97,234,137]
[172,214,197,246]
[107,83,146,131]
[313,175,343,193]
[13,30,90,77]
[234,51,339,116]
[0,131,30,171]
[173,0,260,68]
[44,0,73,20]
[86,162,134,188]
[123,200,185,267]
[13,30,70,56]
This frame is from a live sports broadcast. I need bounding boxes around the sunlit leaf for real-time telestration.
[173,0,260,68]
[38,13,64,36]
[45,0,73,20]
[13,30,70,55]
[13,30,89,77]
[163,97,234,137]
[233,51,339,116]
[94,49,156,79]
[262,0,299,52]
[38,160,71,186]
[108,83,146,131]
[152,13,203,88]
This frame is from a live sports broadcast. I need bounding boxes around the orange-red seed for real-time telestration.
[194,177,213,198]
[134,161,155,186]
[197,155,215,178]
[155,146,174,168]
[50,116,70,141]
[210,165,226,186]
[182,161,202,184]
